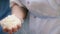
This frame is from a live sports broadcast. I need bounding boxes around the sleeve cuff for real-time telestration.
[10,0,23,7]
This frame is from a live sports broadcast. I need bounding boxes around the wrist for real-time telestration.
[12,14,24,23]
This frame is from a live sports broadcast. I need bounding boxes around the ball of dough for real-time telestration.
[0,15,22,30]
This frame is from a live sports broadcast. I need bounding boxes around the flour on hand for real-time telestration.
[0,15,22,30]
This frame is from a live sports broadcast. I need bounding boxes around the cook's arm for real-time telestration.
[10,0,28,20]
[0,0,28,34]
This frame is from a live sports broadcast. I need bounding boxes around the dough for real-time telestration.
[0,15,22,30]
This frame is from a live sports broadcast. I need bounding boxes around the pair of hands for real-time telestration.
[0,15,22,34]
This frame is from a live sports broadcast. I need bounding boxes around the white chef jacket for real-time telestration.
[10,0,60,34]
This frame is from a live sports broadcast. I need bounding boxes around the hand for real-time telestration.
[3,24,21,34]
[0,15,23,34]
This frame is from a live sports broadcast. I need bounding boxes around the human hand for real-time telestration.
[0,15,23,34]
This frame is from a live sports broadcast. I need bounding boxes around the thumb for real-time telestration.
[9,30,13,34]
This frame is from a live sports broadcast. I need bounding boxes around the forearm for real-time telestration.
[11,3,27,20]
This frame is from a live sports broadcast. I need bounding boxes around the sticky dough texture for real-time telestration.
[0,15,22,30]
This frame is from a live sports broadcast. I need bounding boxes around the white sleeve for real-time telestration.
[50,26,60,34]
[10,0,23,7]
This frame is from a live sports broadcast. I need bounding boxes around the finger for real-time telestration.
[17,25,21,30]
[12,27,17,32]
[9,30,13,34]
[3,28,9,32]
